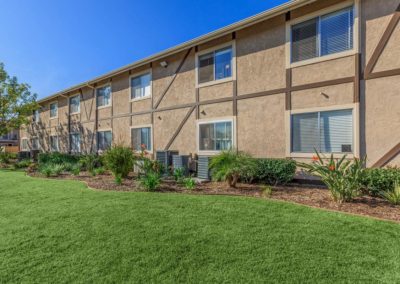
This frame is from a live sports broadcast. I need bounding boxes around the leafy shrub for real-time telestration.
[40,165,53,177]
[94,167,105,175]
[72,165,80,176]
[115,174,122,185]
[26,163,38,173]
[209,150,256,188]
[52,164,65,176]
[79,154,102,173]
[298,152,365,203]
[15,159,32,169]
[140,172,161,191]
[260,185,273,198]
[173,167,185,183]
[183,177,196,190]
[381,182,400,205]
[0,152,13,164]
[362,168,400,196]
[38,152,79,166]
[104,146,134,178]
[253,159,296,185]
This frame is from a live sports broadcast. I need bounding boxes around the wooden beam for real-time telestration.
[364,7,400,77]
[365,68,400,80]
[372,142,400,168]
[195,88,199,119]
[285,69,292,110]
[233,80,238,116]
[164,106,196,150]
[153,47,193,109]
[354,53,361,103]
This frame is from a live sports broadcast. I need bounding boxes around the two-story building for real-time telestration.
[20,0,400,167]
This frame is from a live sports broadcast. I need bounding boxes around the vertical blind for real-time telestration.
[97,131,112,151]
[291,109,353,153]
[132,127,151,151]
[291,6,354,63]
[131,73,151,99]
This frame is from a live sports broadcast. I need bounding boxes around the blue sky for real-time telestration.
[0,0,288,100]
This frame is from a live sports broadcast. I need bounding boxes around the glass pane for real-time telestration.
[140,127,151,151]
[321,7,353,56]
[199,123,215,150]
[50,103,58,117]
[320,109,353,153]
[70,96,80,113]
[198,52,214,84]
[215,47,232,80]
[97,86,111,107]
[132,128,141,151]
[132,73,151,99]
[291,18,318,62]
[291,112,319,153]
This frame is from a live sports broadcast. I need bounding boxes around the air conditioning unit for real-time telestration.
[197,156,211,180]
[18,151,31,161]
[156,150,179,173]
[172,155,189,175]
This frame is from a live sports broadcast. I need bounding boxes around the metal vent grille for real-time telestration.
[156,150,179,173]
[172,155,189,175]
[197,156,211,180]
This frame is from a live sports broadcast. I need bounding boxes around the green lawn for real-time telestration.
[1,171,400,283]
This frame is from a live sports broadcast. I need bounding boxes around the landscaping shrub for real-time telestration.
[260,185,273,198]
[362,168,400,196]
[210,150,256,188]
[253,159,296,185]
[79,154,103,174]
[381,182,400,205]
[298,152,365,203]
[0,152,13,164]
[52,164,65,176]
[71,165,80,176]
[40,165,53,177]
[183,177,196,190]
[38,152,79,165]
[104,146,134,178]
[140,172,161,191]
[14,159,32,169]
[173,167,185,183]
[115,174,122,185]
[94,167,105,176]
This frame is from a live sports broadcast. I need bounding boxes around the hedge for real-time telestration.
[38,152,80,165]
[362,168,400,196]
[253,158,297,185]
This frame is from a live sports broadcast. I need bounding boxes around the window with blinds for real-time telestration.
[291,109,353,153]
[97,131,112,151]
[199,121,233,151]
[198,46,233,84]
[291,6,354,63]
[69,95,80,114]
[131,127,152,151]
[131,73,151,100]
[96,85,111,107]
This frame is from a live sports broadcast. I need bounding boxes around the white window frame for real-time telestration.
[285,103,359,159]
[196,117,236,155]
[49,102,58,119]
[130,124,153,153]
[285,0,359,68]
[31,137,40,151]
[50,135,59,152]
[69,94,81,115]
[69,132,81,153]
[195,41,236,88]
[21,138,29,151]
[129,69,152,102]
[97,129,113,152]
[96,83,112,109]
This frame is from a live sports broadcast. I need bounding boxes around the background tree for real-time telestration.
[0,63,38,136]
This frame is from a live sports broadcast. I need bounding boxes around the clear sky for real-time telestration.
[0,0,288,100]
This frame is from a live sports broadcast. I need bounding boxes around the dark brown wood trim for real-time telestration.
[365,68,400,80]
[290,76,354,92]
[285,69,292,110]
[364,8,400,77]
[195,88,199,119]
[372,142,400,168]
[91,88,97,153]
[164,106,196,150]
[153,47,193,109]
[354,53,361,103]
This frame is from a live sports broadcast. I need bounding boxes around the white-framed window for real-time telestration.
[70,133,81,153]
[96,85,111,108]
[131,126,152,151]
[97,131,112,151]
[33,109,40,122]
[50,135,59,152]
[31,137,39,151]
[69,95,80,114]
[198,119,233,152]
[291,109,353,154]
[196,43,234,86]
[291,6,354,63]
[131,72,151,100]
[21,138,28,151]
[50,102,58,118]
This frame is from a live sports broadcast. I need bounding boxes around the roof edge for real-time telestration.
[38,0,315,103]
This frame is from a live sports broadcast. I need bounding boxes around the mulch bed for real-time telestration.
[28,171,400,223]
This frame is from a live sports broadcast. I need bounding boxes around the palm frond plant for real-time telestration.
[209,150,256,188]
[381,182,400,205]
[298,151,366,203]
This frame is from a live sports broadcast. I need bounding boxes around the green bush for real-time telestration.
[40,165,53,177]
[140,172,161,191]
[173,167,185,183]
[0,152,13,164]
[79,154,102,173]
[362,168,400,196]
[52,164,65,176]
[15,159,32,169]
[38,152,79,166]
[381,182,400,205]
[260,185,273,199]
[253,159,296,185]
[71,165,80,176]
[104,146,134,178]
[210,150,256,188]
[183,177,196,190]
[94,167,105,176]
[115,174,122,185]
[298,152,365,203]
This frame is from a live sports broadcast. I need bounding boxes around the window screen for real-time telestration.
[131,73,151,99]
[199,121,232,151]
[97,85,111,107]
[50,103,58,118]
[97,131,112,151]
[69,95,80,114]
[198,46,232,84]
[132,127,152,151]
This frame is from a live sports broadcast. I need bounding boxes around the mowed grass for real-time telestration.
[0,171,400,283]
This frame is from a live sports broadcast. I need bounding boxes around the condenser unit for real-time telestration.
[156,150,179,173]
[172,155,189,175]
[197,156,211,180]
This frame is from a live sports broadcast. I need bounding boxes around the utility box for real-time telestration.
[156,150,179,173]
[172,155,190,175]
[197,156,211,180]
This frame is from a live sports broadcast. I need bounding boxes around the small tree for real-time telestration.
[0,63,38,136]
[103,145,134,179]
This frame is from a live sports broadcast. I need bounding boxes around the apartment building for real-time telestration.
[20,0,400,167]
